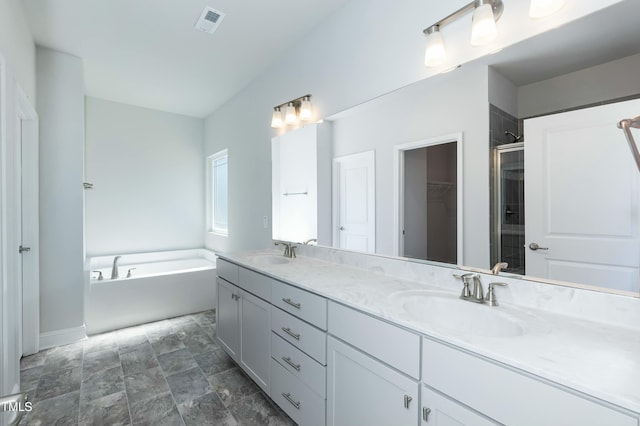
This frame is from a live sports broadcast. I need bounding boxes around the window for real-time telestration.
[208,149,228,235]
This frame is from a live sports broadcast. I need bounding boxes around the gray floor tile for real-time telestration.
[149,333,185,355]
[181,330,218,355]
[35,365,82,402]
[173,321,204,341]
[143,320,175,339]
[79,390,131,426]
[84,331,118,354]
[22,390,80,426]
[210,367,260,407]
[81,365,125,403]
[194,349,235,378]
[124,366,170,406]
[229,391,296,426]
[129,393,183,426]
[83,348,120,376]
[166,367,213,404]
[120,342,159,375]
[20,365,42,393]
[179,392,237,426]
[42,342,84,374]
[156,348,198,376]
[20,350,47,370]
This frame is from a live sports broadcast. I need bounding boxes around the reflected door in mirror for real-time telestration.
[525,98,640,292]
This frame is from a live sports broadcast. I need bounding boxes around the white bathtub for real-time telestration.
[85,249,217,334]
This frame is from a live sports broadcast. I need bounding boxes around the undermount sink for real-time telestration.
[390,290,528,338]
[247,255,290,265]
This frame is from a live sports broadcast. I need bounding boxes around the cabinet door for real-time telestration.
[327,336,419,426]
[239,289,271,392]
[421,385,498,426]
[216,278,239,360]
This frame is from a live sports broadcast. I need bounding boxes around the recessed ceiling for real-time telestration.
[23,0,349,117]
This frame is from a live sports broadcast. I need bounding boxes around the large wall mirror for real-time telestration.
[273,0,640,296]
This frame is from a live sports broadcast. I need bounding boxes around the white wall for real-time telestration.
[0,0,35,101]
[204,0,625,254]
[331,63,490,267]
[37,47,85,335]
[518,52,640,118]
[85,98,205,256]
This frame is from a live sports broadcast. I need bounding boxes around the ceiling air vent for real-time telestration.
[195,6,226,35]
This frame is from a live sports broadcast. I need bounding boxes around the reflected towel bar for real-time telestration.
[283,191,308,196]
[618,115,640,173]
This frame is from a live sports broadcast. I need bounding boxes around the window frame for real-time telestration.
[207,149,229,236]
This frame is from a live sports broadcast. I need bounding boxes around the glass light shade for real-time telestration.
[299,97,312,121]
[424,29,446,67]
[271,107,283,128]
[284,102,298,124]
[470,3,498,46]
[529,0,565,18]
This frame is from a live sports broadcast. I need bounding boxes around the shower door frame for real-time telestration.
[492,142,525,274]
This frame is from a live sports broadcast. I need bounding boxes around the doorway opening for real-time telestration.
[395,134,462,264]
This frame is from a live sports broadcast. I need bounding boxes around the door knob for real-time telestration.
[18,246,31,254]
[339,226,345,231]
[528,242,548,251]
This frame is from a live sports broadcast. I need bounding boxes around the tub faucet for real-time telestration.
[491,262,509,275]
[111,256,122,279]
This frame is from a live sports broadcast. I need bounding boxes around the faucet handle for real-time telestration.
[453,273,475,299]
[126,268,136,278]
[485,282,508,306]
[290,245,297,258]
[92,270,103,281]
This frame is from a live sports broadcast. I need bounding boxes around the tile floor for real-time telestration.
[18,310,295,425]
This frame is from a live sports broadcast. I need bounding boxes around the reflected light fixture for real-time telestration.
[422,0,503,68]
[270,94,313,128]
[529,0,565,18]
[271,107,283,128]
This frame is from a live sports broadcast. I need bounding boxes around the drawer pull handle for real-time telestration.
[282,356,301,371]
[282,298,301,309]
[423,407,432,421]
[404,395,413,409]
[282,392,301,410]
[281,327,301,340]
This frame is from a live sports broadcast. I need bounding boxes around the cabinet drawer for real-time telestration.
[272,280,327,330]
[216,258,238,284]
[271,359,326,426]
[238,267,272,300]
[272,332,326,398]
[328,301,420,379]
[272,307,326,365]
[422,338,638,426]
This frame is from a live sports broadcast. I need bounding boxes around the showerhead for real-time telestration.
[505,131,523,143]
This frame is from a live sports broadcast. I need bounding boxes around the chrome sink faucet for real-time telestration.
[453,273,484,303]
[274,241,297,258]
[111,256,122,279]
[491,262,509,275]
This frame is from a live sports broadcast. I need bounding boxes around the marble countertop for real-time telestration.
[218,250,640,414]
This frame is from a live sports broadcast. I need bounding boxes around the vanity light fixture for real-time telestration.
[422,0,503,68]
[270,94,313,128]
[529,0,565,18]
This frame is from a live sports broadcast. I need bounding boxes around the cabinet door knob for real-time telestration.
[404,395,413,409]
[423,407,432,421]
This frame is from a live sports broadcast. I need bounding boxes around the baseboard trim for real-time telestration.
[39,324,87,350]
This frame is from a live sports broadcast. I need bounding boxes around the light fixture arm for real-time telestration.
[273,94,312,114]
[423,0,503,35]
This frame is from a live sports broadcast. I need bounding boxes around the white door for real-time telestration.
[525,99,640,292]
[421,384,498,425]
[333,151,375,252]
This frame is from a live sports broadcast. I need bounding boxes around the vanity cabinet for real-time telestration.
[215,260,271,393]
[421,338,638,426]
[420,385,498,425]
[327,301,421,426]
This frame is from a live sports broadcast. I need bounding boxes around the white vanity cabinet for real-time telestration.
[270,283,328,426]
[421,338,638,426]
[420,385,498,425]
[327,301,421,426]
[215,259,271,392]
